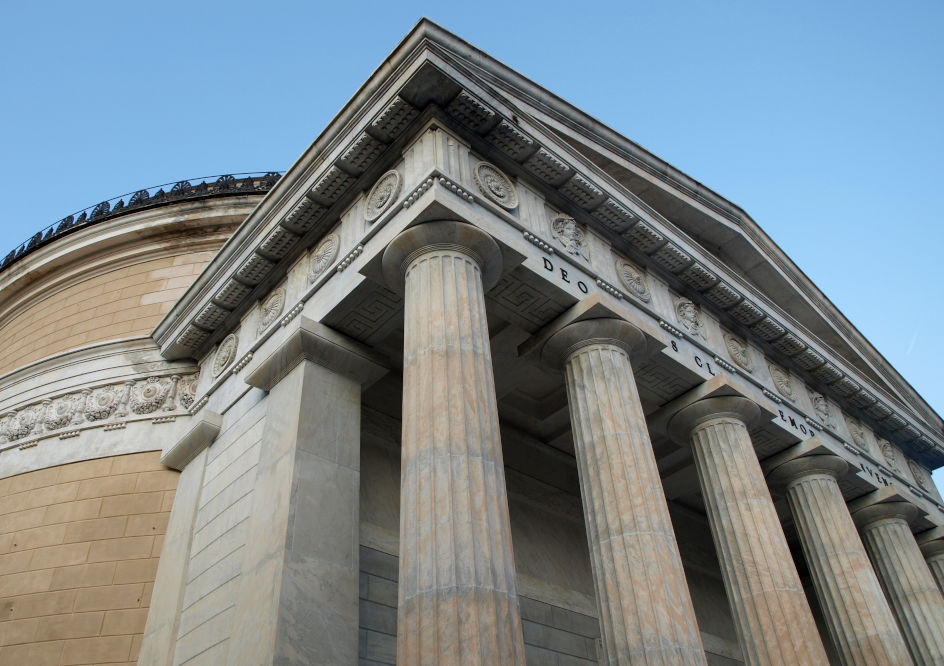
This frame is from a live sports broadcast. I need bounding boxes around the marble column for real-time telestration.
[542,318,706,665]
[383,221,526,664]
[853,502,944,665]
[919,539,944,594]
[668,397,829,665]
[768,456,912,666]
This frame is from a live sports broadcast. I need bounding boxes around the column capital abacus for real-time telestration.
[667,395,764,443]
[767,454,850,493]
[540,317,646,369]
[382,220,502,293]
[852,500,920,530]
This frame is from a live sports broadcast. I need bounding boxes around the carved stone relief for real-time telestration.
[847,416,868,451]
[308,233,340,283]
[614,258,650,302]
[258,288,286,335]
[768,364,796,402]
[723,333,753,373]
[365,170,401,222]
[908,460,930,491]
[0,372,199,446]
[675,298,706,340]
[551,216,589,260]
[808,390,834,429]
[212,334,239,377]
[473,162,518,210]
[880,439,900,471]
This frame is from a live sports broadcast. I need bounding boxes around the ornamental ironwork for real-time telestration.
[0,172,283,275]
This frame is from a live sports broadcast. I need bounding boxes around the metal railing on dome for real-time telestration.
[0,172,283,275]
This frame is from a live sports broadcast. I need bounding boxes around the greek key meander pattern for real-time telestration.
[0,372,198,449]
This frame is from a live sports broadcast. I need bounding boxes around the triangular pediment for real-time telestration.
[154,19,943,467]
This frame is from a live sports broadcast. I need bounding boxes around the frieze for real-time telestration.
[809,389,835,429]
[614,258,651,303]
[0,372,199,448]
[674,298,706,340]
[880,440,900,471]
[723,333,753,373]
[768,363,796,402]
[365,170,401,222]
[212,334,239,377]
[257,288,286,336]
[473,162,518,210]
[308,234,340,283]
[550,216,589,260]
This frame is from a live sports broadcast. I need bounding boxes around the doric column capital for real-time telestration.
[382,220,503,292]
[667,395,763,443]
[852,500,920,530]
[767,454,850,493]
[920,538,944,560]
[540,317,646,369]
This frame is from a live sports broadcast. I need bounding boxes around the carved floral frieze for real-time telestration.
[365,170,401,222]
[308,233,340,283]
[473,162,518,210]
[908,460,930,491]
[723,333,753,373]
[0,372,199,447]
[768,363,796,402]
[212,334,239,377]
[258,288,286,336]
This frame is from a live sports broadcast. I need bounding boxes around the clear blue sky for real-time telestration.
[2,2,942,487]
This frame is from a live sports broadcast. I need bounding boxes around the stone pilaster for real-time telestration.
[668,397,829,665]
[542,318,706,665]
[383,221,525,664]
[768,456,912,666]
[853,501,944,665]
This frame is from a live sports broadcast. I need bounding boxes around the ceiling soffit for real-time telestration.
[153,25,943,466]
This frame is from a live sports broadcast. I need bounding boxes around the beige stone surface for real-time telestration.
[0,252,211,375]
[669,397,829,665]
[386,222,526,664]
[854,502,944,665]
[0,451,176,665]
[919,540,944,594]
[769,456,912,665]
[545,318,706,664]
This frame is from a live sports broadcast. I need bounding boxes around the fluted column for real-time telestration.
[919,539,944,594]
[383,221,525,665]
[768,456,912,665]
[853,502,944,665]
[542,319,706,665]
[668,397,829,665]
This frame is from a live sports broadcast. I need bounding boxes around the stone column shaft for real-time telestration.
[920,540,944,595]
[855,503,944,665]
[771,458,912,665]
[546,319,705,664]
[670,398,829,665]
[386,222,525,664]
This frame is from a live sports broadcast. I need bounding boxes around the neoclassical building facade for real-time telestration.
[1,20,943,666]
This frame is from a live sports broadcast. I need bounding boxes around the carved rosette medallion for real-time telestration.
[880,440,900,471]
[675,298,706,340]
[212,334,239,377]
[551,216,589,260]
[44,396,78,431]
[808,390,834,429]
[614,258,651,302]
[178,374,199,410]
[85,386,120,421]
[4,409,36,440]
[473,162,518,210]
[768,364,796,402]
[257,288,286,335]
[308,233,340,284]
[723,333,753,373]
[365,170,401,222]
[130,377,170,415]
[908,460,930,491]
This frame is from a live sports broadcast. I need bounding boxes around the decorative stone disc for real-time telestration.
[309,233,340,283]
[723,333,753,373]
[365,170,401,222]
[473,161,518,210]
[257,288,286,335]
[212,334,239,377]
[614,258,650,302]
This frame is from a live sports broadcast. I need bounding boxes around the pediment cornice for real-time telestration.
[153,20,943,467]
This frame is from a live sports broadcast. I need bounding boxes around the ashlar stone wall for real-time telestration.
[0,451,177,665]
